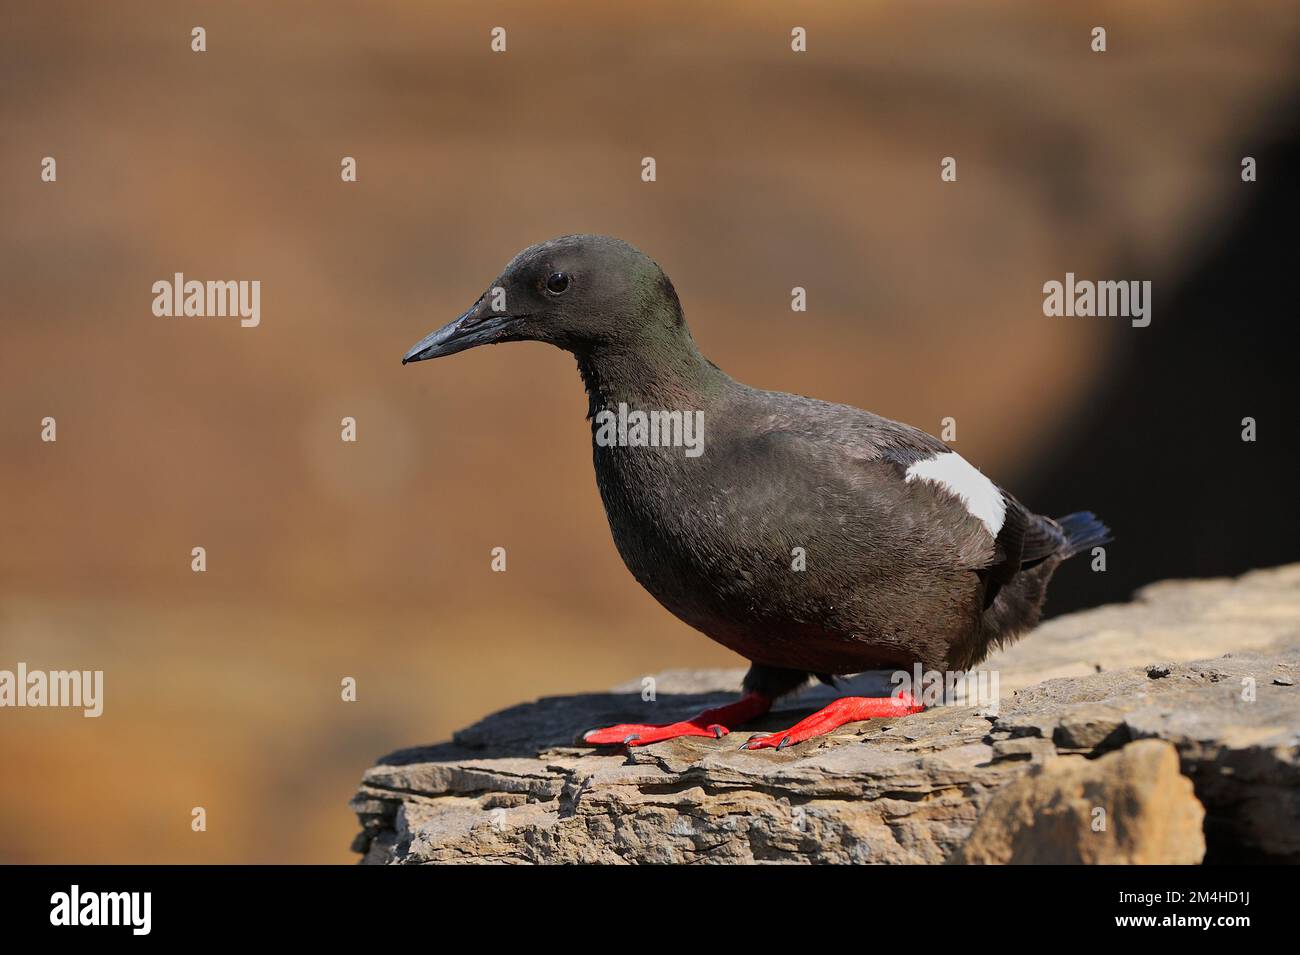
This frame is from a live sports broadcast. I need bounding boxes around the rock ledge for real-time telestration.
[352,565,1300,863]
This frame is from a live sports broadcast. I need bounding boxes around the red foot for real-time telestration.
[582,691,772,747]
[742,692,924,750]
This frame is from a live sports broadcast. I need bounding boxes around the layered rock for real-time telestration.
[352,564,1300,863]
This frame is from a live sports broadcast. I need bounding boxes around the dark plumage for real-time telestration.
[403,235,1110,744]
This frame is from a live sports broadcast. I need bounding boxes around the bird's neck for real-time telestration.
[575,326,729,420]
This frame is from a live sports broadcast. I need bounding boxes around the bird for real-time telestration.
[402,234,1110,750]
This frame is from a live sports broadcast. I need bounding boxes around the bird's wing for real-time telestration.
[874,440,1006,566]
[839,416,1057,607]
[725,395,1051,607]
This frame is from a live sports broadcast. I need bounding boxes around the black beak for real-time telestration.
[401,300,524,365]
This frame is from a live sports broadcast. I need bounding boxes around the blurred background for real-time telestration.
[2,1,1298,862]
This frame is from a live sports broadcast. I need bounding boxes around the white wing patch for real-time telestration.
[905,451,1007,537]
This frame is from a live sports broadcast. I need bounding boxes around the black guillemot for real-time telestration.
[402,235,1110,749]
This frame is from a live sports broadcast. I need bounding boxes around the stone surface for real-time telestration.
[956,740,1205,864]
[351,564,1300,863]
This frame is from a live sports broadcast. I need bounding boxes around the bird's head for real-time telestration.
[401,234,684,365]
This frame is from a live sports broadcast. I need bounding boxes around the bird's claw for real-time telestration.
[582,691,775,748]
[583,724,730,747]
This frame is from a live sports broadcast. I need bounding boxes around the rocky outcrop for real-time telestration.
[956,740,1205,864]
[351,564,1300,863]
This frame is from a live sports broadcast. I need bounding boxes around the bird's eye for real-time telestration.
[545,271,570,294]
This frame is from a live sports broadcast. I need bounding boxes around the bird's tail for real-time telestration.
[1055,511,1112,559]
